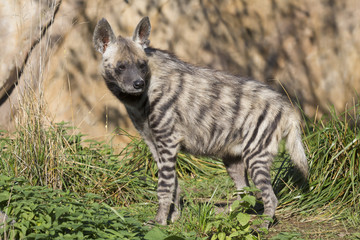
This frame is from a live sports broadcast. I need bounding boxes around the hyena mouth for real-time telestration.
[124,86,145,96]
[124,90,143,96]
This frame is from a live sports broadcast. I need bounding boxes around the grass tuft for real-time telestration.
[275,103,360,225]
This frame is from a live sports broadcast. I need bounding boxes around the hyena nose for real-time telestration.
[133,79,145,89]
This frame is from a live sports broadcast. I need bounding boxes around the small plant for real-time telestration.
[0,175,151,239]
[203,187,268,240]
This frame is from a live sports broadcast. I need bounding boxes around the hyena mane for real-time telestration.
[93,17,308,228]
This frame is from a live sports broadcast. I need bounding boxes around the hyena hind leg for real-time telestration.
[223,157,250,199]
[248,156,278,228]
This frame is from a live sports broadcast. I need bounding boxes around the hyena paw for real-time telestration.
[144,219,156,226]
[259,219,270,229]
[170,207,180,222]
[155,214,167,225]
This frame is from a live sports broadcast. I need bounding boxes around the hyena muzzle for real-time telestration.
[93,17,308,228]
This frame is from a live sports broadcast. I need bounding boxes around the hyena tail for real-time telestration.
[285,121,309,181]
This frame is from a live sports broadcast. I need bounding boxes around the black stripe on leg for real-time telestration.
[158,180,173,188]
[160,165,176,172]
[253,174,271,186]
[154,125,175,142]
[248,159,269,170]
[159,149,172,156]
[157,188,171,193]
[158,171,175,180]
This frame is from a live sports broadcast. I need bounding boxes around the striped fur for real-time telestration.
[93,17,308,228]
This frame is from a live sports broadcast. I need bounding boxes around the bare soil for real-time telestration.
[268,213,360,240]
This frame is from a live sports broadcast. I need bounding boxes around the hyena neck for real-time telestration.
[124,93,150,132]
[145,47,174,59]
[116,91,146,106]
[103,77,149,108]
[145,47,187,69]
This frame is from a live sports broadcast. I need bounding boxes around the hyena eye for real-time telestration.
[116,62,126,72]
[139,62,147,70]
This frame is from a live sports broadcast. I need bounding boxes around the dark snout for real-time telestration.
[133,79,145,89]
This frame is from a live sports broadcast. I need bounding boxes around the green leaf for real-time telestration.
[211,234,218,240]
[0,191,10,202]
[144,227,168,240]
[245,235,257,240]
[102,202,125,222]
[231,200,240,211]
[229,231,240,237]
[236,212,250,226]
[54,207,69,219]
[205,222,213,233]
[242,195,256,207]
[218,232,226,240]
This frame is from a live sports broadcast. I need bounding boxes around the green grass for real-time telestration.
[274,105,360,225]
[0,104,360,239]
[0,122,158,206]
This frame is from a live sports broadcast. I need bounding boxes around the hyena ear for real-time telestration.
[132,17,151,48]
[93,18,116,54]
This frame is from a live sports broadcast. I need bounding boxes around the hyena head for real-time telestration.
[93,17,151,101]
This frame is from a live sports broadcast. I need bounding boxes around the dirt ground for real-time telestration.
[268,213,360,240]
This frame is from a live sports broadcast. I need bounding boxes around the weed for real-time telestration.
[0,175,149,239]
[204,187,268,240]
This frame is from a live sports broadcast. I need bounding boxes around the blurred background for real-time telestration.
[1,0,360,147]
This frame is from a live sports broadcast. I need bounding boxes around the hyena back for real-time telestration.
[93,17,308,228]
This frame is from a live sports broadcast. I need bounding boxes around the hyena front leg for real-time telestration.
[151,138,180,225]
[169,176,181,222]
[247,154,278,228]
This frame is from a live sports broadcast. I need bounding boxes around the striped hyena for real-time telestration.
[93,17,308,228]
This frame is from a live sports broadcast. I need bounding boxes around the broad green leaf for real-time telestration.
[245,235,257,240]
[26,233,49,239]
[229,231,240,238]
[21,211,35,221]
[236,212,250,226]
[0,191,10,202]
[231,200,240,211]
[205,222,213,233]
[211,234,218,240]
[55,207,69,219]
[242,195,256,207]
[144,227,168,240]
[218,232,226,240]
